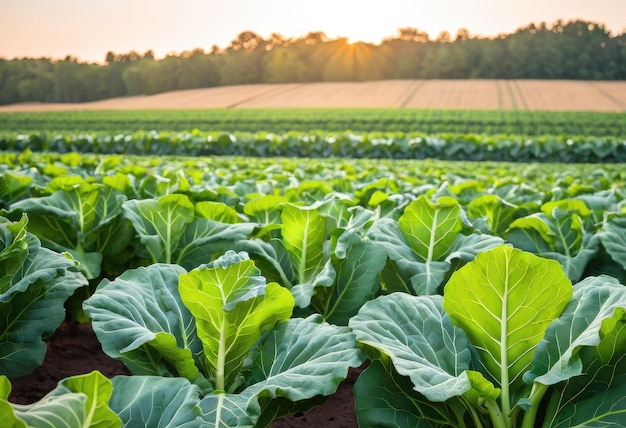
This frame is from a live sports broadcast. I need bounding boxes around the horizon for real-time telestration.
[1,0,625,63]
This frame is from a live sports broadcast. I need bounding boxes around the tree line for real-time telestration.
[1,19,625,105]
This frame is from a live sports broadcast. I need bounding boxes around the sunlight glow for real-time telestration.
[0,0,623,62]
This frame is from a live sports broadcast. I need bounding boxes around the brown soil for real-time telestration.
[9,321,359,427]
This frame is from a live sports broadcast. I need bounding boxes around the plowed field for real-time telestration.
[2,79,625,112]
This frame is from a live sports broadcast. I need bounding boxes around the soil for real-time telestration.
[0,80,624,112]
[9,321,359,427]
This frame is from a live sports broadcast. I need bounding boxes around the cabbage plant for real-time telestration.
[507,199,598,281]
[0,214,86,378]
[368,195,503,295]
[241,196,386,325]
[121,194,255,268]
[350,244,626,427]
[83,251,364,427]
[6,177,131,279]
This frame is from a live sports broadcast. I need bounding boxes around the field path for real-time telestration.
[1,79,625,112]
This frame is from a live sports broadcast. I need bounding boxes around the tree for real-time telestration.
[227,31,264,52]
[264,47,306,83]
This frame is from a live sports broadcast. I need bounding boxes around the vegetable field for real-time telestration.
[2,102,626,427]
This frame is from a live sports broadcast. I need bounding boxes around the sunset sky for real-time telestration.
[1,0,624,63]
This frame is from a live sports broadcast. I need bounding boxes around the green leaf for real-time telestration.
[243,195,286,225]
[0,214,29,294]
[594,213,626,271]
[195,201,240,224]
[542,311,626,427]
[0,375,10,400]
[280,202,326,285]
[507,200,597,281]
[0,217,86,378]
[0,172,33,206]
[11,394,87,428]
[245,315,365,404]
[507,216,555,251]
[546,383,626,428]
[467,194,518,236]
[83,264,207,387]
[443,245,571,417]
[399,195,462,262]
[1,371,120,428]
[179,251,294,392]
[369,205,502,295]
[8,183,128,279]
[317,231,386,325]
[525,276,626,386]
[122,194,195,264]
[51,371,121,428]
[110,376,202,427]
[354,359,460,427]
[199,393,260,428]
[175,219,255,269]
[350,293,482,402]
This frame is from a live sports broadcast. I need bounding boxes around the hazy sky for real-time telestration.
[1,0,624,63]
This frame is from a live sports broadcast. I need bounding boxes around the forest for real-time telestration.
[1,19,625,105]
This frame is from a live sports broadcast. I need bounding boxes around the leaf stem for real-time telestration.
[215,322,227,392]
[500,254,512,426]
[485,399,508,428]
[520,382,549,428]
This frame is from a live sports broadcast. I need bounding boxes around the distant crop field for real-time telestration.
[1,79,625,112]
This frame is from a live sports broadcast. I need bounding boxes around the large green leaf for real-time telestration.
[0,172,33,207]
[246,315,364,401]
[351,293,486,401]
[199,392,259,428]
[175,219,255,269]
[243,195,286,226]
[315,229,386,325]
[0,216,87,378]
[110,376,202,427]
[594,212,626,271]
[526,276,626,386]
[399,195,462,262]
[0,214,29,293]
[195,201,241,224]
[45,371,121,428]
[83,264,207,388]
[179,251,294,392]
[538,308,626,427]
[546,384,626,428]
[443,245,572,419]
[468,194,518,236]
[294,205,385,324]
[354,359,459,427]
[350,293,500,425]
[1,371,121,428]
[280,202,327,285]
[121,194,195,264]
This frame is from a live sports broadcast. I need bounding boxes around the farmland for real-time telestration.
[2,81,626,427]
[1,79,626,112]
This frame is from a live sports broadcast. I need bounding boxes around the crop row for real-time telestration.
[2,153,626,427]
[1,108,625,136]
[3,130,626,162]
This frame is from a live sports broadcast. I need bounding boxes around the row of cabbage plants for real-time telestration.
[2,130,626,162]
[2,152,626,426]
[2,108,624,135]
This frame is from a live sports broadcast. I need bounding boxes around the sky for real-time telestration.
[1,0,625,63]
